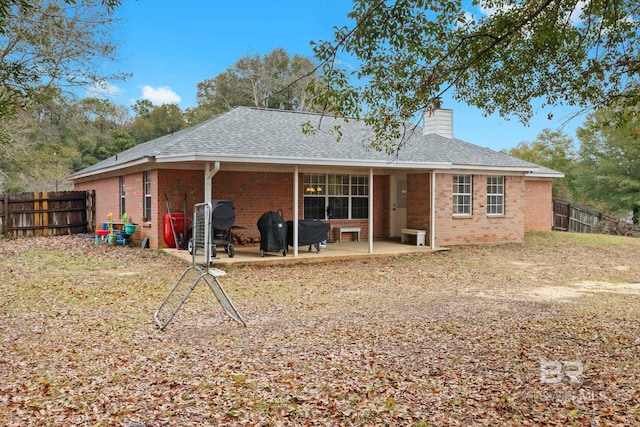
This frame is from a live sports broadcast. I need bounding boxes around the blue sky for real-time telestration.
[98,0,585,152]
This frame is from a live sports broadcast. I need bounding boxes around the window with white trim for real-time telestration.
[487,176,505,215]
[452,174,472,215]
[303,173,368,219]
[119,176,126,217]
[143,171,151,221]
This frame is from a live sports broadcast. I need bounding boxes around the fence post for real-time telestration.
[42,191,49,237]
[1,194,5,235]
[86,190,95,233]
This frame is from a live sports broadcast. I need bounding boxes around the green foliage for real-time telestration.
[0,87,134,191]
[188,48,323,125]
[313,0,640,151]
[507,129,577,199]
[131,99,154,118]
[130,103,187,143]
[0,0,126,121]
[576,105,640,222]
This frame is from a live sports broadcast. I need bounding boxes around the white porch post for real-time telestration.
[293,166,299,257]
[431,170,436,249]
[369,168,374,253]
[204,161,220,203]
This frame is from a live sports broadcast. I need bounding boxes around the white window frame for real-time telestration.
[143,171,152,222]
[487,176,505,215]
[452,174,472,216]
[303,173,369,219]
[119,176,126,218]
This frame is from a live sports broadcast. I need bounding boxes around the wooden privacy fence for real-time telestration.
[552,198,616,233]
[0,191,95,238]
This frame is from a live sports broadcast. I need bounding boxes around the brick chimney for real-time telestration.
[423,109,453,138]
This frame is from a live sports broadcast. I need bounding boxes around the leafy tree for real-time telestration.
[507,129,577,200]
[93,129,136,160]
[0,87,133,191]
[311,0,640,152]
[75,97,132,166]
[0,0,126,120]
[575,106,640,223]
[0,86,76,191]
[130,102,187,142]
[280,54,322,112]
[189,48,323,124]
[131,99,155,118]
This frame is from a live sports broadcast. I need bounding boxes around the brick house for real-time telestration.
[68,107,562,252]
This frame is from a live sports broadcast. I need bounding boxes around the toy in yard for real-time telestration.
[154,202,245,331]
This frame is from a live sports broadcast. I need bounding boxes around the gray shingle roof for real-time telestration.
[69,107,562,178]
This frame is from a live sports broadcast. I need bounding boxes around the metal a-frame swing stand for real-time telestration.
[154,202,246,330]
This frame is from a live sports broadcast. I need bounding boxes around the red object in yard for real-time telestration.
[163,212,187,247]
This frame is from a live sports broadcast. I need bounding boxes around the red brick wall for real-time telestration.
[407,173,431,235]
[75,169,387,248]
[210,171,389,242]
[524,179,553,232]
[156,169,203,248]
[75,168,540,248]
[75,170,166,247]
[373,175,390,240]
[74,175,120,227]
[431,173,525,246]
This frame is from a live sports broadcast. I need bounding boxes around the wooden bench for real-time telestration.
[401,228,426,246]
[334,227,361,242]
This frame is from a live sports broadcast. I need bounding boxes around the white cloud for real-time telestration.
[141,85,181,105]
[87,80,123,98]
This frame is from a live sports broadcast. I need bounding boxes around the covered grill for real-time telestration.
[257,210,287,257]
[287,219,330,253]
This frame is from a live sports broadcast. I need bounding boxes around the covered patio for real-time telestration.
[163,239,449,267]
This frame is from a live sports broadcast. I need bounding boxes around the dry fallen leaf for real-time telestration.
[0,233,639,425]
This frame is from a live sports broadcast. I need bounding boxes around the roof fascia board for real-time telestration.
[67,157,154,180]
[154,153,452,169]
[155,153,547,174]
[68,154,561,181]
[526,172,564,179]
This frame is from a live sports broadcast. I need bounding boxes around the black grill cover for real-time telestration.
[286,220,330,246]
[257,211,287,252]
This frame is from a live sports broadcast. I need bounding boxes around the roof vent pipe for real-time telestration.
[423,109,453,139]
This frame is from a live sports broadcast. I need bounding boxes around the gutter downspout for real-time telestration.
[431,171,436,249]
[204,161,220,203]
[293,166,299,257]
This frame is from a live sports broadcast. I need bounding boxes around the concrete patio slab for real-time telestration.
[163,240,449,266]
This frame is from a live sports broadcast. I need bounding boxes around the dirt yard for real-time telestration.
[1,232,639,426]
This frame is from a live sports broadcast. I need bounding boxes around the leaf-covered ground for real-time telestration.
[1,232,639,426]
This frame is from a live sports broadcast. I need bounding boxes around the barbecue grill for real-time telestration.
[287,219,330,253]
[188,200,236,258]
[257,210,287,257]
